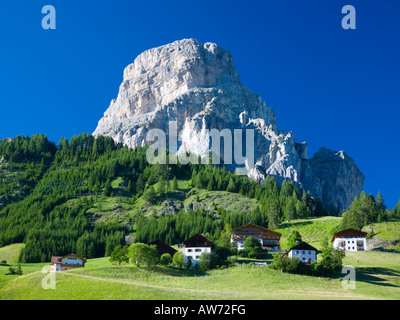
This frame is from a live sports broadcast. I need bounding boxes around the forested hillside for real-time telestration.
[0,134,399,263]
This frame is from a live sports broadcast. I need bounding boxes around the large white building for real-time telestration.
[286,242,318,264]
[51,253,87,272]
[332,228,368,252]
[178,233,214,266]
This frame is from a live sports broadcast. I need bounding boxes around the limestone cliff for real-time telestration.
[93,38,364,212]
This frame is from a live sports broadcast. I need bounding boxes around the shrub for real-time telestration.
[226,255,238,266]
[7,264,23,275]
[198,252,219,271]
[160,253,172,266]
[172,252,185,268]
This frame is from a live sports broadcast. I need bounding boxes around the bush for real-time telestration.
[226,255,238,266]
[160,253,172,266]
[198,252,219,271]
[270,244,345,278]
[172,252,185,268]
[7,264,23,275]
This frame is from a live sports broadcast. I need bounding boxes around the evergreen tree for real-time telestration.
[226,178,236,193]
[144,186,158,204]
[104,179,113,197]
[295,201,310,219]
[376,191,386,212]
[284,199,296,221]
[395,199,400,215]
[172,176,178,191]
[267,203,281,229]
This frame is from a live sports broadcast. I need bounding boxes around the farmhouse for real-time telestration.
[178,233,214,266]
[231,223,281,252]
[51,253,87,272]
[286,242,318,264]
[332,228,368,252]
[148,240,177,257]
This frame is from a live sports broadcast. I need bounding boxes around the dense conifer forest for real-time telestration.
[0,134,398,263]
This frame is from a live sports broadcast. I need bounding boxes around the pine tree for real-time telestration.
[172,176,178,191]
[144,186,158,204]
[267,203,281,229]
[376,191,386,212]
[103,179,113,197]
[395,199,400,215]
[226,178,236,192]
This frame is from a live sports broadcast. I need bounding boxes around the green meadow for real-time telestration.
[1,250,399,300]
[1,216,400,300]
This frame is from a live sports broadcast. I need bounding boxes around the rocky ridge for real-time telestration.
[93,38,364,212]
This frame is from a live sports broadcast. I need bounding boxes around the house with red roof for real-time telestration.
[51,253,87,272]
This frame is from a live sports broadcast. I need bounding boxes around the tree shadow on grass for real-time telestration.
[279,220,313,230]
[151,266,208,278]
[354,267,400,288]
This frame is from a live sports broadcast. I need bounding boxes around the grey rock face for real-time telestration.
[93,38,364,212]
[300,148,364,212]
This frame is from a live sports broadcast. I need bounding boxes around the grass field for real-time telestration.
[276,216,342,250]
[1,250,399,300]
[0,243,25,264]
[1,216,399,300]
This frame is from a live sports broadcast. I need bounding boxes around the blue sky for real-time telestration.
[0,1,399,208]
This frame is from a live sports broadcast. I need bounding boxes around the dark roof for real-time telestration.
[288,242,318,252]
[232,223,282,237]
[182,233,214,248]
[148,240,177,256]
[331,228,367,242]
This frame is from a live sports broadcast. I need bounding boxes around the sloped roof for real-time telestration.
[331,228,367,242]
[51,256,63,264]
[183,233,214,248]
[232,223,282,237]
[148,240,177,256]
[62,253,87,263]
[288,242,318,252]
[51,253,87,264]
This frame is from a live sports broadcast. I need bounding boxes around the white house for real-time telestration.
[286,242,318,264]
[178,233,214,266]
[332,228,368,252]
[51,253,87,272]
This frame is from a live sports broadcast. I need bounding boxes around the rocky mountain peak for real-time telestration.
[93,39,364,212]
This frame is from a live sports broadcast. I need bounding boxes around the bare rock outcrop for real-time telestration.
[93,38,364,212]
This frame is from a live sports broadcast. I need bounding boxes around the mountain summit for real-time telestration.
[93,38,364,212]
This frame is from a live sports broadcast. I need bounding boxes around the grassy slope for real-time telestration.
[364,221,400,251]
[1,217,400,300]
[0,244,25,264]
[276,216,342,250]
[85,178,260,226]
[1,252,399,300]
[0,258,369,300]
[343,252,400,300]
